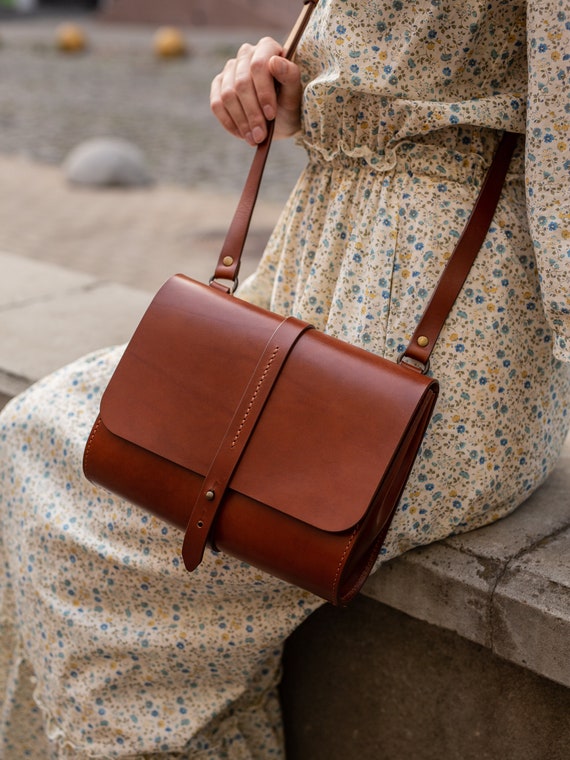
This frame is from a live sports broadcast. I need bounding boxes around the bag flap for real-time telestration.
[100,275,436,533]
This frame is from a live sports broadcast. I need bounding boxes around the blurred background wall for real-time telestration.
[100,1,299,27]
[0,0,300,27]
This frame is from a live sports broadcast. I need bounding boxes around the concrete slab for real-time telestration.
[364,434,570,686]
[364,543,497,648]
[0,280,149,392]
[0,250,96,307]
[281,596,570,760]
[493,527,570,686]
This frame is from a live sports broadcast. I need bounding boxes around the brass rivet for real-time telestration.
[197,520,204,528]
[417,336,429,348]
[222,256,234,268]
[205,490,215,501]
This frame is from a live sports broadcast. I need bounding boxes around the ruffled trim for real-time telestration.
[297,124,524,186]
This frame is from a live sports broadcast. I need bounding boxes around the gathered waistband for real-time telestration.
[301,125,524,185]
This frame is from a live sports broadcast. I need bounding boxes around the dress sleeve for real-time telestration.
[525,1,570,362]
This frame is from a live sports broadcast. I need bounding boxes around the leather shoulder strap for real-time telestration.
[211,0,319,292]
[399,131,519,371]
[209,0,518,374]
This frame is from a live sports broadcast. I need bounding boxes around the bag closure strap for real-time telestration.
[182,316,313,571]
[399,130,519,372]
[186,2,319,570]
[211,0,319,292]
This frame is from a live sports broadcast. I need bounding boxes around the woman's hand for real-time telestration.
[210,37,302,146]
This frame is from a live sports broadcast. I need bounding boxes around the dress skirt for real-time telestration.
[1,124,569,758]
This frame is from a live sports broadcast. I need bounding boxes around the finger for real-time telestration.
[210,37,287,145]
[249,37,286,123]
[230,37,286,144]
[233,49,272,144]
[269,56,302,105]
[210,72,241,139]
[211,58,257,145]
[268,56,302,137]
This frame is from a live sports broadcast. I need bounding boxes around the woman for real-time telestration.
[1,1,569,757]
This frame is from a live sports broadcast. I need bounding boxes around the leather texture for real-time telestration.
[182,316,313,571]
[82,0,516,605]
[83,275,438,603]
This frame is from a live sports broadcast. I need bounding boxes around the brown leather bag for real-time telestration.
[83,1,517,604]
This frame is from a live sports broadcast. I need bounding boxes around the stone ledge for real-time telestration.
[0,251,150,396]
[1,251,568,689]
[363,436,570,687]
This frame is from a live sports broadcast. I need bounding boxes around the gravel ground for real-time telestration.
[0,12,306,199]
[0,12,307,289]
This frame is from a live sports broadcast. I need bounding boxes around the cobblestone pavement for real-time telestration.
[0,12,306,289]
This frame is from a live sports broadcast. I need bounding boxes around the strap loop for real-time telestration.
[211,0,318,288]
[400,130,519,368]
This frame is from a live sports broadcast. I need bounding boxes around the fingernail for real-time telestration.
[263,105,275,121]
[252,126,265,143]
[245,132,255,146]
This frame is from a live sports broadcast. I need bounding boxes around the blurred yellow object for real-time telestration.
[56,23,88,53]
[153,27,188,59]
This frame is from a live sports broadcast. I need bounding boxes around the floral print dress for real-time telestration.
[1,1,569,757]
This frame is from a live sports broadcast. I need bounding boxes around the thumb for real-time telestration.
[269,55,302,107]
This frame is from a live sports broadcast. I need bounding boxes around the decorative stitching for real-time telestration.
[230,347,280,448]
[83,416,102,468]
[341,532,385,605]
[331,525,359,602]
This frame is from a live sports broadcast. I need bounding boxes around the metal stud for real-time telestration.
[223,256,234,268]
[205,490,215,501]
[417,336,429,348]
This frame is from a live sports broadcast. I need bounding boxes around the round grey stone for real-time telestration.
[64,137,152,188]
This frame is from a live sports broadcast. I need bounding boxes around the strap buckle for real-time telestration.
[397,352,430,375]
[209,276,239,295]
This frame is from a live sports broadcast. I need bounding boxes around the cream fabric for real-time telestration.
[1,1,569,757]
